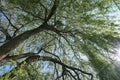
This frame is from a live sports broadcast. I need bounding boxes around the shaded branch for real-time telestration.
[45,0,59,22]
[0,26,43,61]
[38,1,48,19]
[1,11,18,30]
[2,54,93,80]
[0,0,60,61]
[42,48,61,61]
[1,53,36,63]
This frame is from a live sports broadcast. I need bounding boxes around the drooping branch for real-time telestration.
[2,53,93,80]
[1,11,18,30]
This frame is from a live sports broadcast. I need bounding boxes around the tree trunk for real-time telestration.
[0,26,43,61]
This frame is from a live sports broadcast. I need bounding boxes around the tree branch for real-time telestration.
[45,0,59,22]
[0,53,36,63]
[1,11,18,30]
[2,54,93,80]
[0,0,60,61]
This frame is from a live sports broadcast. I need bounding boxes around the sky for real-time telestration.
[0,0,120,78]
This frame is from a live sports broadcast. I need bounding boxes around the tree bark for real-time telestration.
[0,0,59,61]
[0,26,43,61]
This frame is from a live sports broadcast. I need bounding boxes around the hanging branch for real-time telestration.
[2,53,93,80]
[1,11,18,30]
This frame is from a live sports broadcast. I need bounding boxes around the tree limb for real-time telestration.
[2,54,93,80]
[0,0,59,61]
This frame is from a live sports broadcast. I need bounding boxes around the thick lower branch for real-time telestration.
[0,27,43,61]
[0,0,59,62]
[2,54,93,79]
[0,53,36,63]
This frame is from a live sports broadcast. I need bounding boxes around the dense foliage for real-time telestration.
[0,0,120,80]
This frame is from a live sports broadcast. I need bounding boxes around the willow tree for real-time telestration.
[0,0,120,80]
